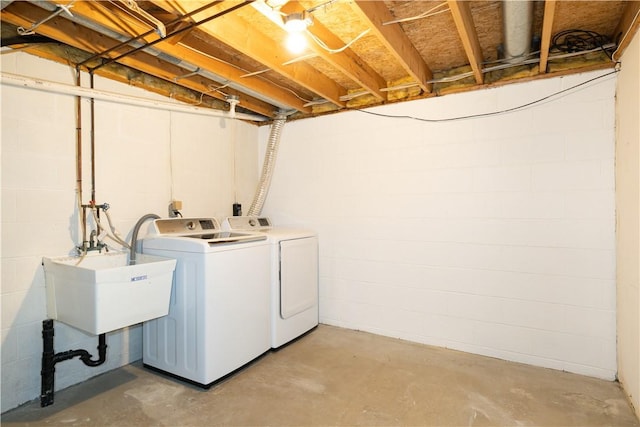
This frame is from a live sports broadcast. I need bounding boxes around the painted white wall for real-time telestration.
[0,53,259,412]
[260,69,618,380]
[616,30,640,418]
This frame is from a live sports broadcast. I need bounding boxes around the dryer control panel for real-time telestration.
[223,216,272,231]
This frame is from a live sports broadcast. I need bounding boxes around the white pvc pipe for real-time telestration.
[1,72,268,122]
[503,0,533,64]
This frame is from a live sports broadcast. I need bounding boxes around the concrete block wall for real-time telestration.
[1,53,259,412]
[260,69,618,380]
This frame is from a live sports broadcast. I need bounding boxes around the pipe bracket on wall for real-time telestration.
[40,319,107,407]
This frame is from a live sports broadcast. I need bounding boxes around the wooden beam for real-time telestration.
[274,1,386,101]
[151,0,347,108]
[1,2,276,117]
[612,1,640,61]
[447,1,483,84]
[538,0,556,74]
[350,0,433,93]
[64,0,310,113]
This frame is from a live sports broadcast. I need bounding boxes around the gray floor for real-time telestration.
[2,325,639,426]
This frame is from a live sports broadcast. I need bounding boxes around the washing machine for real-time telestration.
[141,217,270,387]
[222,216,318,349]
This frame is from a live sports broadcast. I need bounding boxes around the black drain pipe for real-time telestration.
[40,319,107,407]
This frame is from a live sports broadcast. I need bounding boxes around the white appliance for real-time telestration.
[223,216,318,349]
[141,217,270,387]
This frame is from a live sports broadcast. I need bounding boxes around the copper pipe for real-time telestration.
[75,66,85,249]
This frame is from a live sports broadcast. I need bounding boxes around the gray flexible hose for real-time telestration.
[129,213,160,265]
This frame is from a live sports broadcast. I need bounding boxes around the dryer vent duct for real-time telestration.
[247,114,287,216]
[502,0,533,63]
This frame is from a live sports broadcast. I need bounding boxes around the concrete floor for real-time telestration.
[3,325,639,426]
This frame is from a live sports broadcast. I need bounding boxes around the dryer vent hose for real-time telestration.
[247,116,286,216]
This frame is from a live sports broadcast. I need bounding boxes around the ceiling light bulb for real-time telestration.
[286,32,307,54]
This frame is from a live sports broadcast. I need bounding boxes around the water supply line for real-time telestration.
[75,66,85,252]
[89,71,96,204]
[103,208,130,247]
[91,204,130,249]
[1,72,267,122]
[247,112,288,216]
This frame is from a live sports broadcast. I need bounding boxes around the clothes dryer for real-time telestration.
[141,217,270,387]
[223,217,318,349]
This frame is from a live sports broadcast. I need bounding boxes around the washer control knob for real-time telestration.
[186,221,196,230]
[249,219,257,227]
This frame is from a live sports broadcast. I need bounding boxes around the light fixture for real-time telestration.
[283,11,312,53]
[283,11,312,33]
[286,32,307,54]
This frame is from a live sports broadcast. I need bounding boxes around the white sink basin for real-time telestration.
[43,251,177,335]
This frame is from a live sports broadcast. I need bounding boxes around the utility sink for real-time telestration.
[43,251,177,335]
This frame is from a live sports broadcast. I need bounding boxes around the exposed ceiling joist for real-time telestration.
[539,0,557,74]
[350,0,433,94]
[447,0,484,84]
[612,0,640,61]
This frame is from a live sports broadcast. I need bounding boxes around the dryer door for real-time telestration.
[280,237,318,319]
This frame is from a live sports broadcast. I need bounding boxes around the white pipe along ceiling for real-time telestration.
[0,72,268,122]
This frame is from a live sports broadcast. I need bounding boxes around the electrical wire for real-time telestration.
[307,28,371,54]
[356,69,618,123]
[306,0,339,14]
[551,29,613,60]
[482,50,541,66]
[383,2,449,25]
[17,1,75,35]
[337,41,616,103]
[425,43,616,85]
[106,0,166,37]
[182,83,229,107]
[179,42,314,104]
[168,112,175,203]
